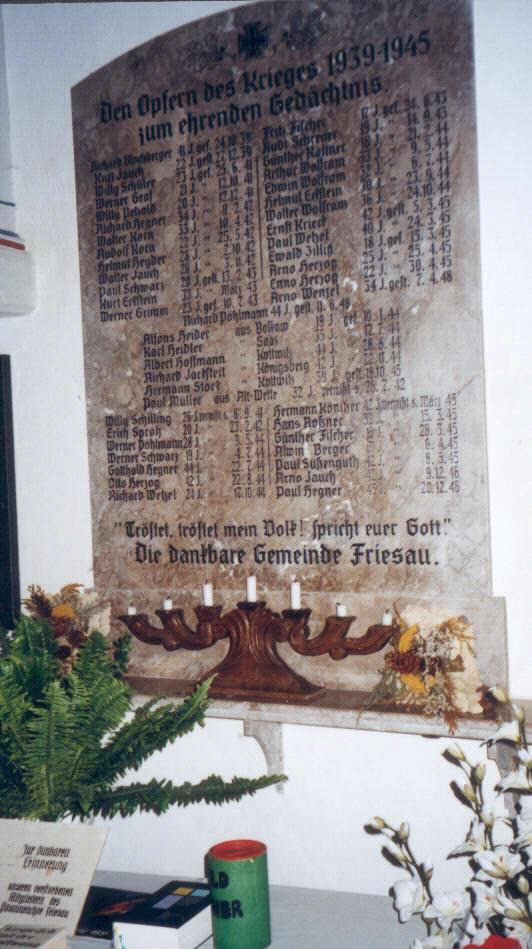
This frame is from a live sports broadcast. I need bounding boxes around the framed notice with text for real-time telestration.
[0,820,107,936]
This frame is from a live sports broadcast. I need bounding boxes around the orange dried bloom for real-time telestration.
[51,603,76,621]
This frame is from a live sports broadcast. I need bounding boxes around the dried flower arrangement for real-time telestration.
[365,607,487,732]
[366,688,531,948]
[22,583,110,671]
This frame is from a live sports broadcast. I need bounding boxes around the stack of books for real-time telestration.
[77,879,212,948]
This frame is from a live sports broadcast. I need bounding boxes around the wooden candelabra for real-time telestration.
[119,599,400,703]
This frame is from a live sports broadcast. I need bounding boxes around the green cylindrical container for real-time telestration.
[207,839,271,949]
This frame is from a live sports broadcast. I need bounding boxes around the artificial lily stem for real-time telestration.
[401,836,434,905]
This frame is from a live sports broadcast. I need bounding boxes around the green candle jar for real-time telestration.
[207,839,271,949]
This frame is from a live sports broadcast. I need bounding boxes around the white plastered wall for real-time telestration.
[0,1,530,896]
[0,7,14,227]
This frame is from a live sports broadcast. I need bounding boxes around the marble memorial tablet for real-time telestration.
[72,0,506,713]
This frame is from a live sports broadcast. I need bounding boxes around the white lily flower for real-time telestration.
[512,702,525,722]
[480,808,495,828]
[391,877,426,922]
[445,743,466,762]
[497,749,532,792]
[462,782,477,803]
[497,765,532,792]
[448,819,488,857]
[489,685,509,703]
[410,934,456,949]
[517,746,532,770]
[423,891,467,930]
[459,911,488,942]
[493,887,528,921]
[518,797,532,828]
[515,809,532,860]
[469,879,500,924]
[516,808,532,831]
[489,719,521,744]
[503,918,532,944]
[475,845,525,880]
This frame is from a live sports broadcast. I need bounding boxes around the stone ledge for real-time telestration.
[128,676,531,742]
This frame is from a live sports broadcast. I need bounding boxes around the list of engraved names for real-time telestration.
[97,102,458,504]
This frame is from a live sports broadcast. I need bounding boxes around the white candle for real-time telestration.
[163,598,173,611]
[381,609,393,626]
[127,605,136,615]
[202,582,214,606]
[246,575,257,602]
[290,577,301,610]
[336,603,347,617]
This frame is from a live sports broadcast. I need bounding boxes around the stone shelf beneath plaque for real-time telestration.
[127,677,531,741]
[127,681,531,782]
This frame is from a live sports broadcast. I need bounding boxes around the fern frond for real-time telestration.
[0,625,12,658]
[95,680,211,785]
[112,632,132,678]
[0,747,28,815]
[61,673,127,790]
[61,634,132,783]
[67,667,131,748]
[8,616,58,701]
[24,681,76,820]
[0,790,30,817]
[172,773,287,806]
[73,631,111,683]
[0,673,32,762]
[79,772,287,820]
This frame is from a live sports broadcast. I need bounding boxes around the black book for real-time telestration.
[76,880,211,944]
[76,885,149,940]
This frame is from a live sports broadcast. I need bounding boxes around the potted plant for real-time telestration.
[0,585,285,822]
[366,687,531,948]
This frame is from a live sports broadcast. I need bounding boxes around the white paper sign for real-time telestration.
[0,820,107,936]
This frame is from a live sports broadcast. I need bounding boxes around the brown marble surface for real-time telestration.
[72,1,506,718]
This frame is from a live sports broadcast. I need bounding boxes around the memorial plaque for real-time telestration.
[73,0,505,712]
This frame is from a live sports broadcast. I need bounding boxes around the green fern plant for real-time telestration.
[0,614,285,821]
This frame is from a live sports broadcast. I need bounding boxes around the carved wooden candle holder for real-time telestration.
[119,599,400,704]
